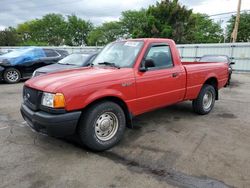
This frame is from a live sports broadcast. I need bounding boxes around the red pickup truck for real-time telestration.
[21,38,229,151]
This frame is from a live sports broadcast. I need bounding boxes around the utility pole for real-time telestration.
[231,0,242,43]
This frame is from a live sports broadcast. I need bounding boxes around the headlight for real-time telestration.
[41,92,65,108]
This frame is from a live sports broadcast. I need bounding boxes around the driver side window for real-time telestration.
[145,45,173,69]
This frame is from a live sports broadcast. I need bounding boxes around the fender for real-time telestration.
[79,89,134,128]
[83,89,128,108]
[185,72,219,101]
[194,73,218,94]
[202,74,219,100]
[204,73,218,85]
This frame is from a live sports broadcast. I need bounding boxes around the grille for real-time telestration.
[23,86,41,111]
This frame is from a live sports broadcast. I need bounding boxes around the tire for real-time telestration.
[4,68,21,84]
[78,101,126,151]
[227,74,232,85]
[192,84,216,115]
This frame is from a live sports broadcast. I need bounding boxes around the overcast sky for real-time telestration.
[0,0,250,30]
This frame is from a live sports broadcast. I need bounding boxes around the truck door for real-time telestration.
[135,43,186,114]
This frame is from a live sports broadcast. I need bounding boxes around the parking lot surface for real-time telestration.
[0,73,250,188]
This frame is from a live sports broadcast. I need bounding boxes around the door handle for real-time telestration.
[172,72,179,78]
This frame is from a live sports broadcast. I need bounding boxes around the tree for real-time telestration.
[16,13,94,46]
[16,21,32,43]
[2,0,227,46]
[65,15,93,46]
[226,12,250,42]
[0,27,19,46]
[146,0,194,43]
[87,27,106,46]
[17,14,67,46]
[120,0,223,44]
[187,13,223,43]
[35,14,67,46]
[87,21,124,46]
[120,9,150,38]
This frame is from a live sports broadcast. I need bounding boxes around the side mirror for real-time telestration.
[139,59,155,72]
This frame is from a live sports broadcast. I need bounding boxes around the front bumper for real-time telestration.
[20,104,81,137]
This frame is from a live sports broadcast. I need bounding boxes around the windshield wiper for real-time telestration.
[98,62,120,69]
[58,62,72,65]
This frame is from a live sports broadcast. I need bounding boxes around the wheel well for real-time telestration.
[4,67,22,77]
[82,96,133,128]
[204,77,218,100]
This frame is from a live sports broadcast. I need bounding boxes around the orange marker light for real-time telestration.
[53,93,66,108]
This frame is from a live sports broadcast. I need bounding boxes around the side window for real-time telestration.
[44,49,59,57]
[145,45,173,69]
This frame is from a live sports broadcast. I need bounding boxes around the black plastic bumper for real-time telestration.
[20,104,81,137]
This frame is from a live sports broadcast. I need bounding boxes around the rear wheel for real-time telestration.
[78,101,126,151]
[192,84,216,115]
[4,68,21,84]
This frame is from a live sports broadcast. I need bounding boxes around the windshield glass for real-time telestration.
[92,41,144,68]
[199,56,228,63]
[58,54,91,66]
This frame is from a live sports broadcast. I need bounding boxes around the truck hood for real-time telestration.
[25,66,134,92]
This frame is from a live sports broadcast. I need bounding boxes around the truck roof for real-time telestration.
[122,38,175,43]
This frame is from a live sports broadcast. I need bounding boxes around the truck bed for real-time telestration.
[182,61,229,100]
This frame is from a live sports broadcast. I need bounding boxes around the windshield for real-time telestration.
[58,54,92,66]
[92,41,144,68]
[199,56,228,63]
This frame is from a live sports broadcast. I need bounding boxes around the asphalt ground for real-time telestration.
[0,73,250,188]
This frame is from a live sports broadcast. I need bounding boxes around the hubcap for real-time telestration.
[6,70,19,82]
[203,91,213,110]
[95,112,119,141]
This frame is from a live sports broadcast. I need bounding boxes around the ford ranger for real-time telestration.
[21,38,229,151]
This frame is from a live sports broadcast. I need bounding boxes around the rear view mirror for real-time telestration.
[139,59,155,72]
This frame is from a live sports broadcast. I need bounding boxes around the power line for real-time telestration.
[212,16,234,20]
[209,9,250,17]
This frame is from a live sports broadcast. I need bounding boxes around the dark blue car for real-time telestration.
[32,52,98,78]
[0,47,68,83]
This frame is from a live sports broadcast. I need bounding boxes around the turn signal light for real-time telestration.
[54,93,66,108]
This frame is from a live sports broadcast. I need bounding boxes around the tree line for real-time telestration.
[0,0,249,46]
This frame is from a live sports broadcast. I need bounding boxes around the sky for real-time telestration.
[0,0,250,30]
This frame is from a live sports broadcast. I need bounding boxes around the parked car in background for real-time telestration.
[0,47,68,83]
[198,55,235,85]
[32,52,98,77]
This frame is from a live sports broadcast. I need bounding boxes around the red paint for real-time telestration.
[25,38,229,116]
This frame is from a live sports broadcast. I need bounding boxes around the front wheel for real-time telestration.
[78,101,126,151]
[192,84,216,115]
[4,68,21,84]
